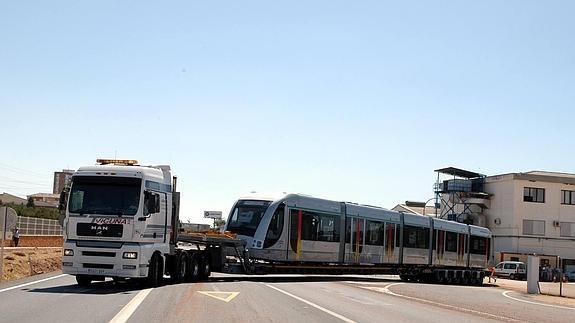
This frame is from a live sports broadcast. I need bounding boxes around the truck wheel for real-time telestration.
[76,275,92,287]
[172,253,188,284]
[199,257,211,280]
[188,256,200,281]
[147,253,163,287]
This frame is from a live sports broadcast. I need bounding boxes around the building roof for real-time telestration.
[525,171,575,179]
[488,170,575,185]
[435,167,484,179]
[33,200,58,208]
[28,193,60,199]
[392,204,438,216]
[0,192,27,204]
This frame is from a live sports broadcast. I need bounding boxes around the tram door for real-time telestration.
[345,217,365,264]
[287,209,340,262]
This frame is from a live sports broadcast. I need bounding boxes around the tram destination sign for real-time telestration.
[204,211,222,219]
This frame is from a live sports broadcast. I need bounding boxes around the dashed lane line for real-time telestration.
[502,291,575,310]
[265,284,357,323]
[360,283,521,322]
[108,288,153,323]
[0,274,68,293]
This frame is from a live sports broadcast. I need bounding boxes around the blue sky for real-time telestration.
[1,1,574,223]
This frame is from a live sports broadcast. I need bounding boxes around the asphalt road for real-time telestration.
[1,272,574,323]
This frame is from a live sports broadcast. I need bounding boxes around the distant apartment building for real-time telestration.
[27,193,60,208]
[53,169,74,194]
[434,168,575,269]
[392,201,437,216]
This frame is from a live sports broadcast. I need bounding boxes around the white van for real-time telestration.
[494,261,526,280]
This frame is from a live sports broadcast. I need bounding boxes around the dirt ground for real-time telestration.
[1,248,62,281]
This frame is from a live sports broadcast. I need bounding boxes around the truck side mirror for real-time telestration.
[58,188,69,214]
[144,191,160,216]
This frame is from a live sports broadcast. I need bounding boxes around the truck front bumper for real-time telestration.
[61,240,148,278]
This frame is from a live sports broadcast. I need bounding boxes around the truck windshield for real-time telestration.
[68,176,142,216]
[227,200,271,237]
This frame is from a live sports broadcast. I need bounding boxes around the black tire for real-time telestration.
[399,275,409,282]
[76,275,92,287]
[188,256,200,281]
[509,273,515,280]
[147,253,164,287]
[199,257,211,280]
[172,253,188,284]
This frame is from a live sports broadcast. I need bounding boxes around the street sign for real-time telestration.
[0,206,17,240]
[1,206,18,283]
[204,211,222,219]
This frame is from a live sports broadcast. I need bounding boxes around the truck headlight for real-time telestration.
[64,249,74,256]
[123,252,138,259]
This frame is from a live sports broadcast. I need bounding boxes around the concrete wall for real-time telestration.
[2,235,63,247]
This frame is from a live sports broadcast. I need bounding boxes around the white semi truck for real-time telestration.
[60,159,244,286]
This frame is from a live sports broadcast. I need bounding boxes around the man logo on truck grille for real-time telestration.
[77,223,122,237]
[91,225,109,236]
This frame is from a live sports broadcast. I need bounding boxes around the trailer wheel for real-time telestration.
[76,275,92,287]
[147,253,163,287]
[199,257,211,280]
[188,255,200,281]
[172,252,188,284]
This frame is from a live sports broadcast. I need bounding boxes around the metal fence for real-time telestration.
[17,216,63,236]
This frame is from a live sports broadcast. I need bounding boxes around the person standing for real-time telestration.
[12,227,20,247]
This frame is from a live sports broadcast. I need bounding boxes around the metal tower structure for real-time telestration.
[433,167,491,225]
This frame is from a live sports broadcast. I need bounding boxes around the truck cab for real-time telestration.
[61,159,178,286]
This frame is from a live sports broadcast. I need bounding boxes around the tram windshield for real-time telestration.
[227,200,271,237]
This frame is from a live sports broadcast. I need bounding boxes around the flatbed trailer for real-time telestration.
[171,232,487,285]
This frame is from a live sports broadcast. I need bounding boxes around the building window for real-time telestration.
[523,219,545,236]
[561,190,575,205]
[523,187,545,203]
[560,222,575,237]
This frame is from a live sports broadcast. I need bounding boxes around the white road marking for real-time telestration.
[265,284,357,323]
[197,291,240,303]
[502,291,575,310]
[361,283,521,322]
[108,288,153,323]
[0,274,68,293]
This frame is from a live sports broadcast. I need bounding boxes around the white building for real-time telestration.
[483,171,575,269]
[434,168,575,269]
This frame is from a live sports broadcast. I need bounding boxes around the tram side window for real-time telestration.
[298,210,340,242]
[264,203,285,248]
[403,225,430,249]
[366,221,384,245]
[445,231,458,252]
[470,235,487,255]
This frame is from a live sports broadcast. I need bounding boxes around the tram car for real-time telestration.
[226,193,491,285]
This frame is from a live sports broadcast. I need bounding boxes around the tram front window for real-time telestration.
[227,200,271,237]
